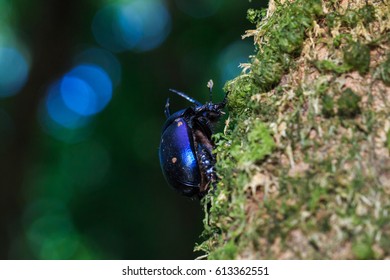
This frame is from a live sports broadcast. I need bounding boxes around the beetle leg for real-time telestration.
[164,98,170,118]
[198,148,217,196]
[220,91,229,107]
[214,91,229,111]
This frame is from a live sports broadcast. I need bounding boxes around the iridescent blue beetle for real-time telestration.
[159,80,227,198]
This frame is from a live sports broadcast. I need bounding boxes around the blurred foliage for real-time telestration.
[0,0,268,259]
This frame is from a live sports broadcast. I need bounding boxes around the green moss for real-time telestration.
[358,4,376,25]
[316,38,371,76]
[352,240,375,259]
[215,119,275,168]
[322,94,335,117]
[247,8,265,24]
[252,50,286,90]
[208,241,238,260]
[279,25,305,55]
[314,60,352,74]
[337,88,361,118]
[315,80,330,95]
[250,0,323,91]
[197,0,390,260]
[343,41,370,75]
[197,117,274,258]
[341,9,359,28]
[326,12,338,29]
[340,4,375,28]
[377,55,390,86]
[327,4,375,31]
[224,75,260,114]
[303,0,323,17]
[233,121,275,165]
[251,96,279,123]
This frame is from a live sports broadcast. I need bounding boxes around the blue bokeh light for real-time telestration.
[45,81,91,129]
[39,87,93,143]
[117,6,143,50]
[38,108,93,143]
[74,48,122,87]
[40,63,113,142]
[92,0,171,52]
[0,46,30,97]
[61,64,113,116]
[60,76,96,116]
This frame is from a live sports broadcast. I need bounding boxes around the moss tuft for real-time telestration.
[352,240,375,260]
[208,241,238,260]
[343,41,370,75]
[247,8,266,24]
[377,55,390,86]
[252,51,286,90]
[224,75,260,114]
[337,88,361,118]
[314,60,352,74]
[326,12,338,29]
[250,0,323,91]
[358,4,376,25]
[326,3,375,32]
[341,9,359,28]
[233,121,275,165]
[322,94,335,117]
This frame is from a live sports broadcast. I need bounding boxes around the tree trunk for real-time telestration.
[196,0,390,259]
[0,0,80,259]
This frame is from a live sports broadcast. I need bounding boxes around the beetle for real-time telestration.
[158,80,227,198]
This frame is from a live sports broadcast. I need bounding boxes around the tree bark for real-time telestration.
[0,0,80,259]
[196,0,390,259]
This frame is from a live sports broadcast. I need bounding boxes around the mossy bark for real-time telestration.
[196,0,390,259]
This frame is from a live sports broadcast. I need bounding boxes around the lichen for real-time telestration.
[196,0,390,260]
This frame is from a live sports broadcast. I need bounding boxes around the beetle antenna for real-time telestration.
[207,79,214,103]
[169,89,202,106]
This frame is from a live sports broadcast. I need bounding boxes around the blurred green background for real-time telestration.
[0,0,267,259]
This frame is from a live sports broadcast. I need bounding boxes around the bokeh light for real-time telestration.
[61,64,113,116]
[92,0,171,52]
[39,63,113,142]
[217,40,253,84]
[0,46,30,97]
[24,199,81,259]
[39,81,93,143]
[74,48,121,87]
[45,81,92,129]
[175,0,222,18]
